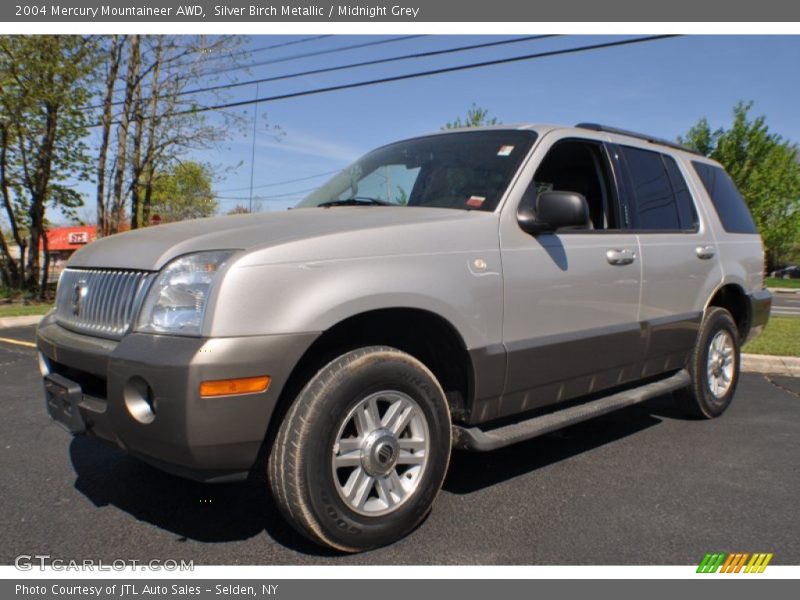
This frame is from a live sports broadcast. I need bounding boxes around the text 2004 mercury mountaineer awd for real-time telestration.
[37,123,771,551]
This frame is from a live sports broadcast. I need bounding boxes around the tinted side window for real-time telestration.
[531,140,619,230]
[663,156,699,230]
[692,162,757,234]
[620,146,681,230]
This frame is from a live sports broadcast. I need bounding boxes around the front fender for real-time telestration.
[207,251,503,351]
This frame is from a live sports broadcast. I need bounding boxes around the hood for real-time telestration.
[68,207,482,270]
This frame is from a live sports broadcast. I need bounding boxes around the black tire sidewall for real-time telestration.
[301,350,451,550]
[690,308,741,418]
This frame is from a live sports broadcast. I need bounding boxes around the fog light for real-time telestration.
[124,376,156,424]
[200,376,270,397]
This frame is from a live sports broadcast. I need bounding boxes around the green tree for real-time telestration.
[148,162,217,223]
[225,200,263,215]
[94,35,248,235]
[226,204,251,215]
[680,102,800,268]
[0,36,98,295]
[443,103,499,130]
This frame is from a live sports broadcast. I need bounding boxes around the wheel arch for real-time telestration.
[261,307,475,457]
[705,282,751,340]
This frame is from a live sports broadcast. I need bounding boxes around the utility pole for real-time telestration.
[248,82,259,213]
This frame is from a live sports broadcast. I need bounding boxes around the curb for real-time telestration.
[742,353,800,377]
[767,287,800,295]
[0,314,43,329]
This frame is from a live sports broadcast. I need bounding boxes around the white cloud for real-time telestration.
[255,128,362,162]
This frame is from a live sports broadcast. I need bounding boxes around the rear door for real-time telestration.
[615,144,723,376]
[495,132,643,422]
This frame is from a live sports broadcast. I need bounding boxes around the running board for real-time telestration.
[452,369,690,451]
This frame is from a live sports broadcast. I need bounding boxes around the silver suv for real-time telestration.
[37,123,771,551]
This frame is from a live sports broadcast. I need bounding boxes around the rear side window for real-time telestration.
[692,162,758,234]
[621,146,696,231]
[663,156,699,230]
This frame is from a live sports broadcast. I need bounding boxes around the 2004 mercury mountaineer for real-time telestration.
[37,123,771,551]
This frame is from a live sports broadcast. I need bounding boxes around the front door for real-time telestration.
[496,133,642,421]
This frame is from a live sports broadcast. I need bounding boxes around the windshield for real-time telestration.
[296,130,537,212]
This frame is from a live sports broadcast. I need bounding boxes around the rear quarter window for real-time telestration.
[691,162,758,234]
[663,156,699,231]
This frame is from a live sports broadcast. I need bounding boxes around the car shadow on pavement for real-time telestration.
[444,394,681,495]
[67,393,686,552]
[68,436,338,557]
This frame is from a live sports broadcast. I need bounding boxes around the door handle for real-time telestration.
[606,248,635,266]
[696,245,715,260]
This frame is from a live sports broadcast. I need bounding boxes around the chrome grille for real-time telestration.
[55,268,153,339]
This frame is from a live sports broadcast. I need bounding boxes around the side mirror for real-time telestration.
[517,190,591,234]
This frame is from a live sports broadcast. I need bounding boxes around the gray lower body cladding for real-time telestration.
[36,313,318,482]
[454,369,691,451]
[467,312,703,424]
[746,288,772,343]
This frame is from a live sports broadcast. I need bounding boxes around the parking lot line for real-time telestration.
[0,336,36,349]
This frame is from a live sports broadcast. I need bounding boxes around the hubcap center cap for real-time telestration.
[361,428,400,476]
[712,355,723,374]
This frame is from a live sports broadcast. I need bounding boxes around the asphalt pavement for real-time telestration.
[771,291,800,317]
[1,325,799,565]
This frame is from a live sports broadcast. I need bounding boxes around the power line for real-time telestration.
[174,35,682,118]
[87,35,681,129]
[160,35,334,73]
[214,168,340,193]
[247,81,260,212]
[208,36,682,210]
[124,35,558,109]
[215,185,320,201]
[89,35,424,110]
[199,34,425,78]
[97,35,332,101]
[197,34,332,65]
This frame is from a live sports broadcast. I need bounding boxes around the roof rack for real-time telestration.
[575,122,701,155]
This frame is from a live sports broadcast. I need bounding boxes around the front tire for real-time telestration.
[268,346,451,552]
[677,307,741,419]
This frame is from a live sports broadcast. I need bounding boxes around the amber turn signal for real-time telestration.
[200,375,270,397]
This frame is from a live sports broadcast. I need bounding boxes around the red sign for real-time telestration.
[42,226,96,251]
[151,214,162,225]
[68,231,89,244]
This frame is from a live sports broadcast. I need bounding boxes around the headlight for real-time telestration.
[136,250,236,336]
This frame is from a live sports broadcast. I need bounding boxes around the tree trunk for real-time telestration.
[0,226,16,288]
[110,34,139,233]
[96,35,124,238]
[39,226,50,299]
[130,66,144,229]
[141,37,164,227]
[24,103,58,291]
[19,243,26,286]
[0,122,21,287]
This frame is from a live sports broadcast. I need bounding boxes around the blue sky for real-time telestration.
[70,34,800,220]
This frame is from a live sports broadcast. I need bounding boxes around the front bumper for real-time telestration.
[36,312,317,482]
[745,288,772,343]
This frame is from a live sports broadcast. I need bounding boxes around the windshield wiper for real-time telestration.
[317,197,392,208]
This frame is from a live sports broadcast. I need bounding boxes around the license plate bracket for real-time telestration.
[44,373,86,434]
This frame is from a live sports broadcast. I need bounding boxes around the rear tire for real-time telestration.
[268,346,451,552]
[677,307,740,419]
